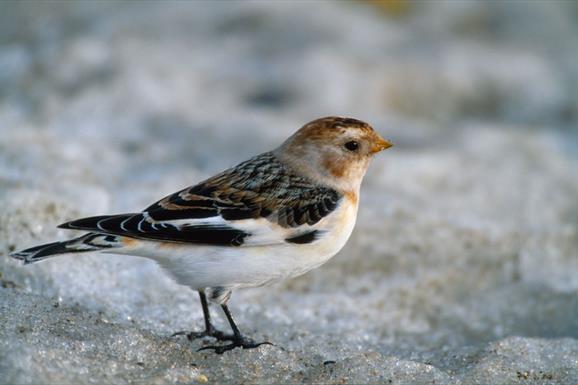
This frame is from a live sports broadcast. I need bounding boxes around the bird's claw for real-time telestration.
[198,337,274,354]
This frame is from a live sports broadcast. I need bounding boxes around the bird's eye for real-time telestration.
[344,141,359,151]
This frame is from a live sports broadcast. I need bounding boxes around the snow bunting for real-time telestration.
[11,116,392,353]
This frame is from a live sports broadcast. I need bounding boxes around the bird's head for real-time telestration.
[276,116,392,192]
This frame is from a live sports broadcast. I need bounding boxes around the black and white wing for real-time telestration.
[59,152,342,247]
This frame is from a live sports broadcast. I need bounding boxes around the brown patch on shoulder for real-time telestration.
[343,190,358,205]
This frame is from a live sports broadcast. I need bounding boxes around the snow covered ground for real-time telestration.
[1,1,578,383]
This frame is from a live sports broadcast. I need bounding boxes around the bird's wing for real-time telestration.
[59,152,342,247]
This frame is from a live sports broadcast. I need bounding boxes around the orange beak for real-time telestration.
[370,135,393,154]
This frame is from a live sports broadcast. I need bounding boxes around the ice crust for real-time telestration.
[1,1,578,384]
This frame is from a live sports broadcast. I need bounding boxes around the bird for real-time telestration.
[11,116,392,353]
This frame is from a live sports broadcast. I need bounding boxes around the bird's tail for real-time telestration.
[10,233,122,265]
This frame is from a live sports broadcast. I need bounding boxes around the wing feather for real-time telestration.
[59,213,249,246]
[144,152,342,228]
[59,152,342,247]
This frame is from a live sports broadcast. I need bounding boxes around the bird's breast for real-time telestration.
[301,193,358,263]
[262,192,358,282]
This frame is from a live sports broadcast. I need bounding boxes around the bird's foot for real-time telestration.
[171,327,235,342]
[198,336,273,354]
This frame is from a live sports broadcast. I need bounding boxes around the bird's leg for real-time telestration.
[199,291,236,341]
[198,303,273,354]
[171,291,234,341]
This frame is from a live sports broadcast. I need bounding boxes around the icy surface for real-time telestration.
[1,1,578,384]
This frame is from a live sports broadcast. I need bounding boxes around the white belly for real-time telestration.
[110,199,358,291]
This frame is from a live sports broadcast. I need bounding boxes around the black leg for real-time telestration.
[200,290,212,331]
[221,304,243,339]
[171,291,234,342]
[198,304,273,354]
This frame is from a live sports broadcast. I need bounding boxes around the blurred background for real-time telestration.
[1,1,578,383]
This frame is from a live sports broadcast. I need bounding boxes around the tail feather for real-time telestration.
[10,233,122,265]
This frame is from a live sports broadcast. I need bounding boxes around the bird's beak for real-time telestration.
[370,135,393,154]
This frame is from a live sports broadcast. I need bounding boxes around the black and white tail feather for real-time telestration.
[10,233,122,265]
